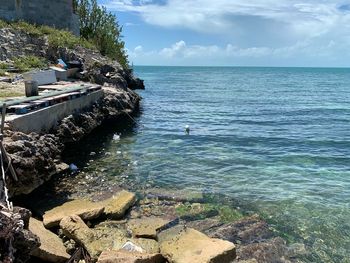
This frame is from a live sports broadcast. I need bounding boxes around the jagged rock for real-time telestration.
[13,206,31,229]
[127,217,170,239]
[159,226,236,263]
[29,218,70,262]
[101,190,136,219]
[97,250,165,263]
[0,206,40,263]
[43,199,105,228]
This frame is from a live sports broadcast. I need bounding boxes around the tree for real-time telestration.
[75,0,129,69]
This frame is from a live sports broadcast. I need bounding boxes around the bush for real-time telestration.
[76,0,129,68]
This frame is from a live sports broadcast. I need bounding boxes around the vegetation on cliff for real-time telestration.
[75,0,129,69]
[0,0,129,69]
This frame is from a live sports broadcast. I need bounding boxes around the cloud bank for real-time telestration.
[103,0,350,66]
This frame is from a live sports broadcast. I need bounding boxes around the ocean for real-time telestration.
[66,66,350,262]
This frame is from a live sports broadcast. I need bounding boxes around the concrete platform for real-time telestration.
[6,89,104,133]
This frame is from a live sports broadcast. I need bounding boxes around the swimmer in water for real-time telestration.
[185,125,190,135]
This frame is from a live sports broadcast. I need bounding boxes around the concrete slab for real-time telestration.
[50,66,68,81]
[23,70,57,85]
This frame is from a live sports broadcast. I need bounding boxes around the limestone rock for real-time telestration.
[97,250,165,263]
[159,226,236,263]
[29,218,70,262]
[43,199,105,228]
[133,238,160,254]
[59,215,95,244]
[101,190,136,219]
[60,215,160,260]
[60,215,103,259]
[127,217,170,239]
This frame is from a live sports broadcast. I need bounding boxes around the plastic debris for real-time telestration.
[69,163,78,172]
[121,241,144,253]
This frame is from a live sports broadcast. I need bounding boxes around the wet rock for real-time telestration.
[186,217,224,233]
[29,218,70,262]
[237,237,291,263]
[97,250,165,263]
[145,188,203,203]
[159,226,236,263]
[43,199,105,228]
[206,215,274,244]
[127,217,170,239]
[101,190,136,219]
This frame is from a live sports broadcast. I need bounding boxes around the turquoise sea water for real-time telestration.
[67,66,350,262]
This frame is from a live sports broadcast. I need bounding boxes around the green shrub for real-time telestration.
[13,55,48,72]
[0,62,8,69]
[0,19,8,28]
[76,0,130,68]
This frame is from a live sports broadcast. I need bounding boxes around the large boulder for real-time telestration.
[101,190,136,219]
[97,250,165,263]
[43,199,105,228]
[29,218,70,262]
[159,226,236,263]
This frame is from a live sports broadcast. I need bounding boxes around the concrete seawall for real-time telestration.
[7,89,104,133]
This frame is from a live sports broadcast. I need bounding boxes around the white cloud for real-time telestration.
[104,0,348,38]
[128,39,350,66]
[103,0,350,66]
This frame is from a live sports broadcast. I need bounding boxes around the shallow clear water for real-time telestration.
[66,66,350,262]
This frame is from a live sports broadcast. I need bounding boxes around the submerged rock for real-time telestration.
[189,215,295,263]
[158,226,236,263]
[29,217,70,262]
[237,237,291,263]
[197,214,274,244]
[43,199,105,228]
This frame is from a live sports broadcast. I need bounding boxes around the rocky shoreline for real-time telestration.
[19,187,299,263]
[0,26,303,263]
[4,86,140,197]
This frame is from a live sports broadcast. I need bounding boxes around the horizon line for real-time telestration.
[131,65,350,69]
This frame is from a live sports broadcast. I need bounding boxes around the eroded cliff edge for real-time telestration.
[0,26,143,197]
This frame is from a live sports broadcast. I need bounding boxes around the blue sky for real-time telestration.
[98,0,350,67]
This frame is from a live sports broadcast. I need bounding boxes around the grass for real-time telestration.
[0,90,23,98]
[0,19,95,50]
[13,55,48,72]
[0,62,8,70]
